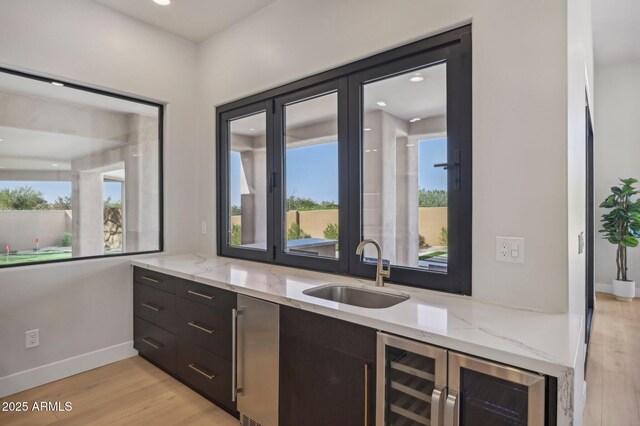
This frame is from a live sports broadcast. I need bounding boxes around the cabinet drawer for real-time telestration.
[133,267,180,294]
[177,280,236,310]
[134,283,176,333]
[176,297,232,360]
[177,338,234,411]
[134,317,176,373]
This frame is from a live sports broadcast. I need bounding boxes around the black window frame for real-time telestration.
[217,25,471,294]
[0,66,164,269]
[273,79,350,272]
[218,100,273,263]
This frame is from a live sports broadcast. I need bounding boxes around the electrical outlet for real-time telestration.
[496,237,525,263]
[25,329,39,349]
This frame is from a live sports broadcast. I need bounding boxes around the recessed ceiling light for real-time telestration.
[409,73,424,83]
[409,117,421,123]
[51,81,64,87]
[365,149,371,153]
[363,128,371,132]
[249,128,255,131]
[406,143,416,147]
[51,163,59,167]
[376,101,387,107]
[373,149,378,152]
[0,139,3,142]
[153,0,171,5]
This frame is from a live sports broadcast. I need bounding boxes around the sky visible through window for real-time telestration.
[230,137,446,207]
[0,181,122,203]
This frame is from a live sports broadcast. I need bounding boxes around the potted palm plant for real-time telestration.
[599,178,640,301]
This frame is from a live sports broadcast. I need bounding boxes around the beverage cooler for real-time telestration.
[376,332,547,426]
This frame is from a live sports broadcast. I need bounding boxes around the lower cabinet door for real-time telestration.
[177,337,235,411]
[134,316,176,373]
[447,352,546,426]
[279,332,373,426]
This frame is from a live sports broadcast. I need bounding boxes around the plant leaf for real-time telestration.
[621,235,639,247]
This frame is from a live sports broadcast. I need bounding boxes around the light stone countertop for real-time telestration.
[131,253,583,424]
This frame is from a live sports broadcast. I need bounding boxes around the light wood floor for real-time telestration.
[584,293,640,426]
[1,292,638,426]
[0,356,238,426]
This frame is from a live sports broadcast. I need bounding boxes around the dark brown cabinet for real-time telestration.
[279,306,376,426]
[132,267,237,415]
[133,316,176,372]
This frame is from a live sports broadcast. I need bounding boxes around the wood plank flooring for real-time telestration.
[0,292,638,425]
[584,293,640,426]
[0,356,238,426]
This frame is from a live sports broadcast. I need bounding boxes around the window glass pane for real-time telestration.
[0,71,160,266]
[362,63,448,272]
[284,92,339,259]
[228,112,267,250]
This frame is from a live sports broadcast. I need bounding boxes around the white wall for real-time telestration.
[197,0,573,313]
[594,61,640,287]
[0,0,199,389]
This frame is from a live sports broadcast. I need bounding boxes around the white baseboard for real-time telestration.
[596,281,640,296]
[0,341,137,398]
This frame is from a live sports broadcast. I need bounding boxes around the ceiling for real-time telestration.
[0,126,125,171]
[0,71,154,172]
[230,63,446,138]
[0,72,158,116]
[592,0,640,66]
[91,0,278,43]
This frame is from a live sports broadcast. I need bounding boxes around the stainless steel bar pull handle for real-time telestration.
[141,302,160,312]
[141,275,159,283]
[188,322,214,334]
[141,338,160,350]
[431,385,446,426]
[187,290,214,300]
[444,391,459,426]
[231,308,238,402]
[188,363,215,380]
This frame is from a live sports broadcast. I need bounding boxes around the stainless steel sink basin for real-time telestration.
[303,285,409,309]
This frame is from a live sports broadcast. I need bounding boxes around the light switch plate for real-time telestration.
[496,237,525,263]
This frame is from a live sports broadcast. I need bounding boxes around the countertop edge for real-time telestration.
[130,257,580,379]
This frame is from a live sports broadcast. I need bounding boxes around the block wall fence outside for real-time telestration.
[230,207,447,246]
[0,210,71,250]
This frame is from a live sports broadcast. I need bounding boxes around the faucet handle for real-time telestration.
[379,264,391,278]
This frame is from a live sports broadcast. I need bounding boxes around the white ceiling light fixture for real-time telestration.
[376,101,387,107]
[409,73,424,83]
[363,128,371,132]
[406,143,416,147]
[51,163,60,167]
[409,117,421,123]
[153,0,171,5]
[51,81,64,87]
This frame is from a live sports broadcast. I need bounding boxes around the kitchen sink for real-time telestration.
[303,284,409,309]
